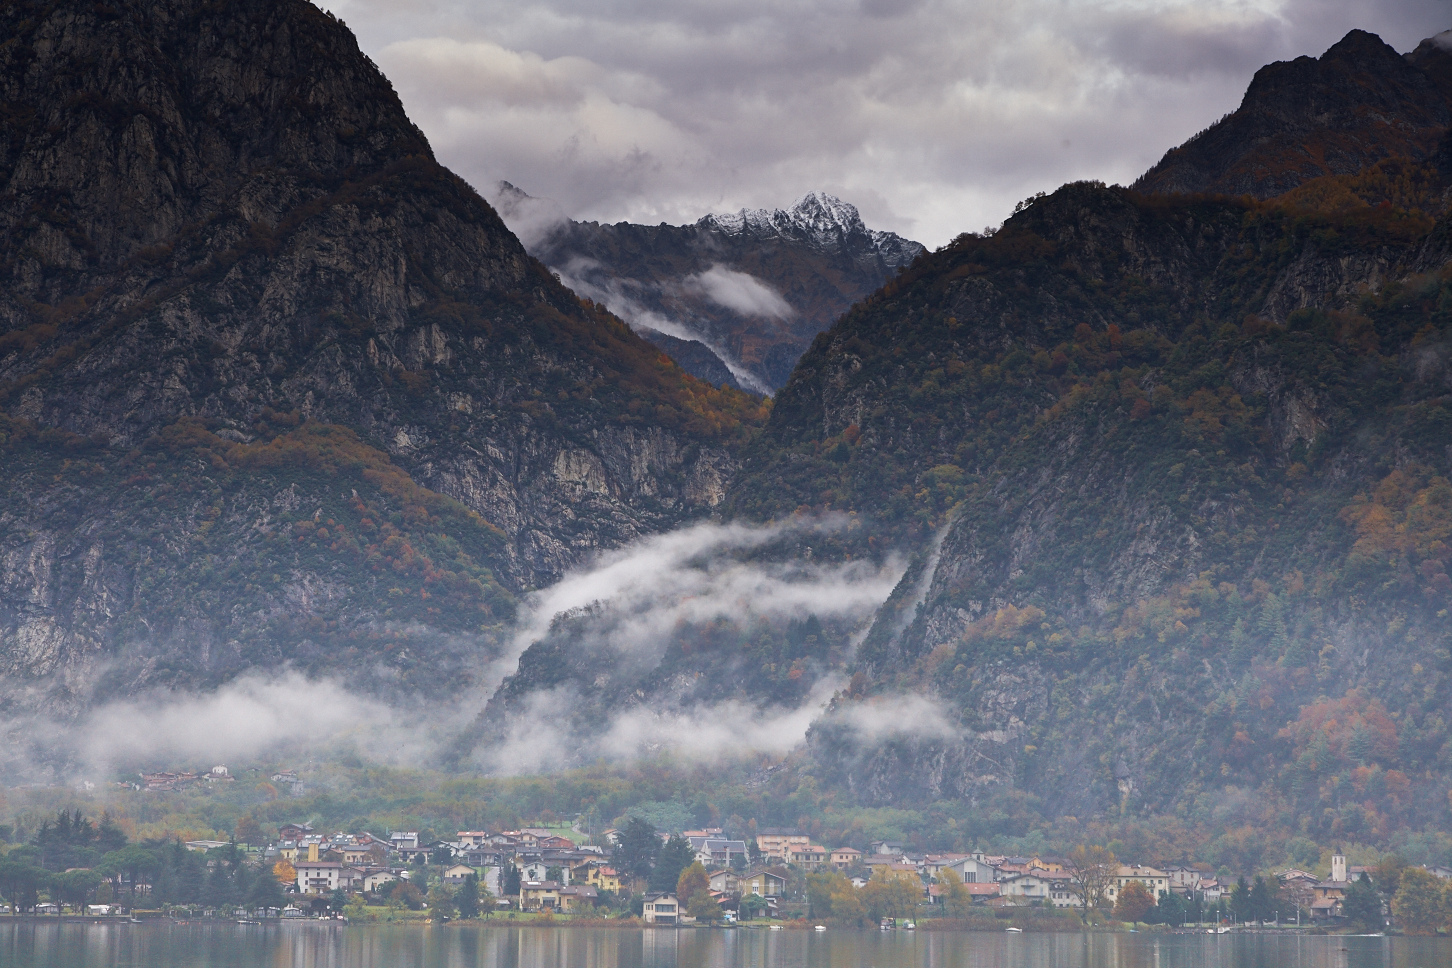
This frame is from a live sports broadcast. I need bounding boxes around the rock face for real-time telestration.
[736,28,1452,829]
[493,185,924,393]
[0,0,762,705]
[1135,30,1452,198]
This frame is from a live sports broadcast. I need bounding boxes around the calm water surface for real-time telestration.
[0,923,1448,968]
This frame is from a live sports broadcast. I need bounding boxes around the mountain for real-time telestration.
[728,27,1452,840]
[1135,29,1452,198]
[492,185,924,393]
[0,0,764,707]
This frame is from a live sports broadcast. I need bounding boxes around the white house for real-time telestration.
[643,892,679,924]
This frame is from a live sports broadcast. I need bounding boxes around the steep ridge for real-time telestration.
[0,0,764,706]
[1136,30,1452,198]
[732,28,1452,839]
[493,186,924,393]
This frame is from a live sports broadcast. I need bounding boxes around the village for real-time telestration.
[209,821,1427,930]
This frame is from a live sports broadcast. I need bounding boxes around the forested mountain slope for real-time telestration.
[728,29,1452,840]
[0,0,763,706]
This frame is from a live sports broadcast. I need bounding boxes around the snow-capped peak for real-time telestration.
[697,192,922,265]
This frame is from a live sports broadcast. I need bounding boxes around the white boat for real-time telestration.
[770,925,783,931]
[1005,926,1023,933]
[904,922,915,930]
[814,925,826,931]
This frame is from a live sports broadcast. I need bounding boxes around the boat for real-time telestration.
[1005,926,1023,933]
[814,925,826,931]
[769,925,783,931]
[904,922,915,930]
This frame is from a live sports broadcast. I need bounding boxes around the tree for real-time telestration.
[1374,855,1406,905]
[1248,875,1278,923]
[650,835,694,893]
[1343,873,1381,932]
[677,862,709,901]
[99,845,160,904]
[328,888,348,913]
[457,874,480,919]
[1391,867,1442,935]
[739,892,768,920]
[861,877,919,921]
[502,862,521,897]
[247,870,287,912]
[613,818,659,885]
[273,860,297,890]
[51,869,102,911]
[0,861,44,913]
[1229,876,1251,922]
[830,880,867,924]
[1153,891,1186,926]
[1113,880,1155,923]
[806,871,851,919]
[234,816,263,847]
[1065,845,1117,913]
[427,884,457,920]
[938,869,975,919]
[686,890,721,923]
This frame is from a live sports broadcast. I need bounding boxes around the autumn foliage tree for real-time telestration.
[1066,845,1117,913]
[1113,880,1155,924]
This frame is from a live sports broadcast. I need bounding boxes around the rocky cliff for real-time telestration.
[0,0,764,706]
[733,30,1452,837]
[493,185,924,393]
[1136,30,1452,198]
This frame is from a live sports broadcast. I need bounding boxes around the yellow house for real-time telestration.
[520,880,562,911]
[741,870,787,896]
[586,866,621,892]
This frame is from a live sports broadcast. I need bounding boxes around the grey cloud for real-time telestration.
[339,0,1447,248]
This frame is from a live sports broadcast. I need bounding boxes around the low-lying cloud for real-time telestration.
[7,519,909,784]
[682,265,794,320]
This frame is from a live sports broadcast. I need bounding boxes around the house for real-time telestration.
[559,885,599,912]
[691,838,748,867]
[339,844,386,867]
[740,869,787,897]
[755,829,809,861]
[643,892,679,924]
[443,864,478,885]
[1106,865,1170,903]
[520,880,563,912]
[456,832,491,848]
[295,861,365,895]
[389,832,420,851]
[708,870,739,894]
[829,848,862,870]
[943,857,1000,884]
[361,869,401,893]
[787,844,828,869]
[870,840,908,855]
[586,866,621,893]
[997,872,1053,904]
[279,823,315,842]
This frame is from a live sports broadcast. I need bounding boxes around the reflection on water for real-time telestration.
[0,923,1441,968]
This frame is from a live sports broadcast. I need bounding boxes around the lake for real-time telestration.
[0,923,1445,968]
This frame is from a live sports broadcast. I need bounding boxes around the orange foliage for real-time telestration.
[1279,688,1399,766]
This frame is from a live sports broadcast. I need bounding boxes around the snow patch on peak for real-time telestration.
[698,192,923,266]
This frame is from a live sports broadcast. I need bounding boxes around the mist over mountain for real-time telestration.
[0,0,763,713]
[491,184,924,393]
[4,0,1452,870]
[723,28,1452,838]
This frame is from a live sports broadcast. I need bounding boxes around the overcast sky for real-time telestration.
[324,0,1448,249]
